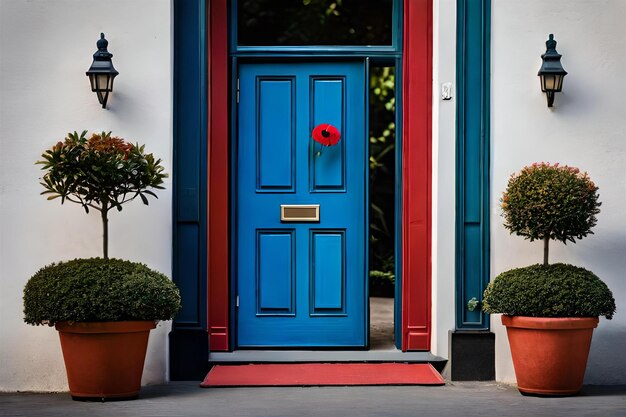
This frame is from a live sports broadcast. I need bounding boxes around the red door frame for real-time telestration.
[207,0,229,351]
[207,0,432,352]
[401,0,433,351]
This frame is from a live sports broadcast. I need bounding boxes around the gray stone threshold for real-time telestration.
[209,350,446,368]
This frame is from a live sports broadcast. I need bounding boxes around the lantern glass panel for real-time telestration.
[554,74,564,92]
[88,74,97,91]
[541,74,556,92]
[95,74,111,92]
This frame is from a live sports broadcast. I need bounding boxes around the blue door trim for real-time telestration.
[455,0,491,330]
[393,56,403,349]
[170,0,209,379]
[229,57,239,351]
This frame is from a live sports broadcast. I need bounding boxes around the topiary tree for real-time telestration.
[37,131,167,259]
[501,162,600,265]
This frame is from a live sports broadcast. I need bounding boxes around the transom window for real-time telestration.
[236,0,394,47]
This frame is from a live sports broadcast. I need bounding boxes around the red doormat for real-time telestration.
[201,363,445,387]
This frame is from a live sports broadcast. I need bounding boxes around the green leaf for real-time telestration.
[36,131,168,241]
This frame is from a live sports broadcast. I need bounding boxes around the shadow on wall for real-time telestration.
[586,326,626,385]
[99,90,165,141]
[574,228,626,304]
[578,228,626,384]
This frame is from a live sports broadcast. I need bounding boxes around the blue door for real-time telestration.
[236,61,367,347]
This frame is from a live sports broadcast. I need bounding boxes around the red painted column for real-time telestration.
[401,0,432,351]
[208,0,229,351]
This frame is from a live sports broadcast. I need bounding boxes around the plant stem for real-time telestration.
[543,236,549,266]
[101,202,109,259]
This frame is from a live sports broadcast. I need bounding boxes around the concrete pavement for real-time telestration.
[1,382,625,417]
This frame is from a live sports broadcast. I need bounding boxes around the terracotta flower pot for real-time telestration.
[55,321,156,401]
[502,315,598,396]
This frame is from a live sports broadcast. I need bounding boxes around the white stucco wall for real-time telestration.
[2,0,624,392]
[431,0,457,365]
[0,0,172,391]
[492,0,626,384]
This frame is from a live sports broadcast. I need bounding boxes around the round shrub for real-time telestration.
[501,162,600,244]
[24,258,181,325]
[482,264,615,319]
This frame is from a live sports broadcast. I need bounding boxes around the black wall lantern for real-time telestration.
[538,34,567,107]
[86,33,119,109]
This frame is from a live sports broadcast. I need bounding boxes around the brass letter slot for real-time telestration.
[280,204,320,222]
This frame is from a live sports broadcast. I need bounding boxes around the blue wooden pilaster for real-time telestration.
[170,0,209,380]
[455,0,490,330]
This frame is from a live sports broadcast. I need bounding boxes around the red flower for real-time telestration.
[312,124,340,147]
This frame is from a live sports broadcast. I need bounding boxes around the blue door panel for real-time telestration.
[311,77,346,190]
[237,61,366,347]
[312,231,345,311]
[258,78,295,191]
[257,231,295,313]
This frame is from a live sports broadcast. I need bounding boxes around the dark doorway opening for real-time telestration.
[369,66,396,350]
